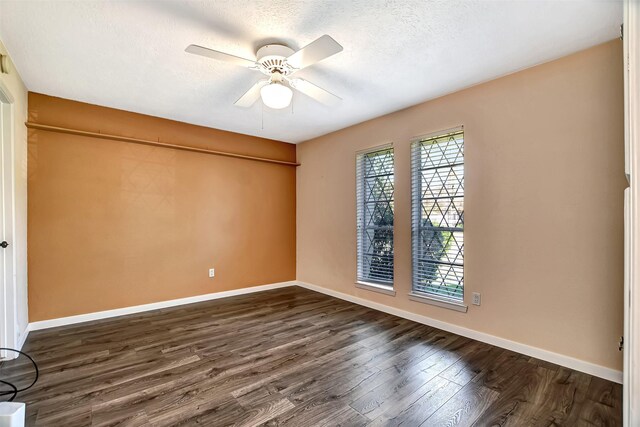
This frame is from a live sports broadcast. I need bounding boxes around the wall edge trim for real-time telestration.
[28,281,297,331]
[16,326,29,351]
[295,280,623,384]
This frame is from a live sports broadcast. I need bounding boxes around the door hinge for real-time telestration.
[619,336,624,351]
[620,23,624,40]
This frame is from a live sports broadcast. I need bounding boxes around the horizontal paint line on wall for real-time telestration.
[25,122,300,167]
[294,280,622,384]
[28,281,297,331]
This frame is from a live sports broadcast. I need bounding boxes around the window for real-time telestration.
[411,129,464,304]
[356,146,394,287]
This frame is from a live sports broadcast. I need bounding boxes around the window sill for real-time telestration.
[408,292,468,313]
[356,281,396,296]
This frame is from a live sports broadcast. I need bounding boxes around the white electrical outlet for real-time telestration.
[208,268,215,278]
[472,292,481,306]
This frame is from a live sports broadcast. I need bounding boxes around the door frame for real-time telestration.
[624,0,640,424]
[0,78,17,356]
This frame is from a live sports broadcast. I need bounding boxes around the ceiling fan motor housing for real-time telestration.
[256,44,296,76]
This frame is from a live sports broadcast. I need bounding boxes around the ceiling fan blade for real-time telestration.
[234,80,269,107]
[289,78,341,106]
[286,35,343,70]
[185,44,257,68]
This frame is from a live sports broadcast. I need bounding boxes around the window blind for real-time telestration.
[411,130,464,301]
[356,146,394,286]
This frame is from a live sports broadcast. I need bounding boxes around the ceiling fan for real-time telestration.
[185,35,343,110]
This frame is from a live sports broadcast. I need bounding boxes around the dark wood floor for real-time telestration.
[1,287,622,426]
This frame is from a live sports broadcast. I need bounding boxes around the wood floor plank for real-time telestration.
[230,394,295,427]
[349,347,461,419]
[91,407,150,427]
[172,400,246,426]
[368,375,462,426]
[439,342,504,386]
[473,363,562,426]
[471,348,532,392]
[422,381,500,427]
[0,286,621,426]
[578,376,624,427]
[532,367,593,427]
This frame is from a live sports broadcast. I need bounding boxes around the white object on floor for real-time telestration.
[0,402,25,427]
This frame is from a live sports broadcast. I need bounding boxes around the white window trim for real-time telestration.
[410,126,465,304]
[355,142,395,288]
[410,125,464,145]
[356,281,396,296]
[355,142,394,155]
[408,292,468,313]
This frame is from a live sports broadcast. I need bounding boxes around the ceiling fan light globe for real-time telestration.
[260,82,293,109]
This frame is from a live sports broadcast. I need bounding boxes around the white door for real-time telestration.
[0,81,17,355]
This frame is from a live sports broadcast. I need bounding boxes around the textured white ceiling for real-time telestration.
[0,0,622,143]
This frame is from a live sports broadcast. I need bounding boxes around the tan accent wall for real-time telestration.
[296,40,626,370]
[28,93,296,321]
[0,38,29,339]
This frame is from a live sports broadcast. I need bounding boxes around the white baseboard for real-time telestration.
[295,280,623,384]
[24,279,622,384]
[28,281,297,331]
